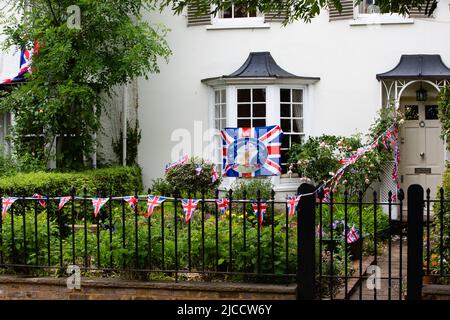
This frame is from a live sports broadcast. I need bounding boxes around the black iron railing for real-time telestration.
[0,184,448,300]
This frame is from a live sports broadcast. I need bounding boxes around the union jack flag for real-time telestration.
[2,197,19,220]
[211,165,219,183]
[182,199,199,223]
[1,47,32,84]
[251,201,268,226]
[32,193,47,208]
[345,225,361,244]
[124,196,138,211]
[215,198,230,215]
[92,198,109,218]
[221,125,283,177]
[58,196,71,210]
[287,195,301,218]
[146,195,166,218]
[165,154,189,173]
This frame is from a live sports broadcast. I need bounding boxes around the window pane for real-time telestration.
[405,105,419,120]
[253,89,266,102]
[248,8,257,17]
[282,135,290,149]
[221,105,227,118]
[293,90,303,103]
[280,89,290,103]
[238,119,251,128]
[215,91,220,103]
[223,5,232,18]
[293,104,303,117]
[221,90,226,103]
[291,134,302,145]
[252,119,266,127]
[234,6,247,18]
[281,119,291,132]
[221,119,227,129]
[425,105,439,120]
[237,89,251,102]
[253,104,266,117]
[215,120,220,130]
[215,106,220,118]
[238,104,251,117]
[280,104,290,117]
[293,119,304,133]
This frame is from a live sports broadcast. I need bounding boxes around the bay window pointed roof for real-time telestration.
[376,55,450,80]
[202,52,320,85]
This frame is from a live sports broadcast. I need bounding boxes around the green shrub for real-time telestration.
[150,178,173,196]
[165,158,221,196]
[438,85,450,150]
[0,166,143,196]
[231,178,274,200]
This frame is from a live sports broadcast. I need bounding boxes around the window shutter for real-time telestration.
[408,7,433,18]
[264,9,288,23]
[187,4,211,26]
[329,0,354,21]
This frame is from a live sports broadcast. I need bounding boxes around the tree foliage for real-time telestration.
[159,0,437,24]
[0,0,171,170]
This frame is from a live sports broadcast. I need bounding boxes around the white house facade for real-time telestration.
[1,1,450,208]
[134,1,450,204]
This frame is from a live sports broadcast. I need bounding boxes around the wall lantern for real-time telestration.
[416,84,428,102]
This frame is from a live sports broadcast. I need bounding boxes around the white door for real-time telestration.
[400,103,445,202]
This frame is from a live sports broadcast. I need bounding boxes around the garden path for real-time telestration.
[349,240,407,300]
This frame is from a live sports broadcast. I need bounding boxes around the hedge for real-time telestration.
[0,166,143,196]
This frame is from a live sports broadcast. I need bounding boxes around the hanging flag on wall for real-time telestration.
[58,196,71,210]
[215,198,230,215]
[221,125,283,177]
[287,195,301,218]
[182,199,199,223]
[146,195,166,218]
[92,198,109,217]
[32,193,47,208]
[251,201,268,226]
[1,197,18,220]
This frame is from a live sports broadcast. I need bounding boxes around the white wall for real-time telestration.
[138,3,450,188]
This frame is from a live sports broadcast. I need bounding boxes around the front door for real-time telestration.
[400,103,445,201]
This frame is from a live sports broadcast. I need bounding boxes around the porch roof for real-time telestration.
[201,52,320,85]
[376,55,450,81]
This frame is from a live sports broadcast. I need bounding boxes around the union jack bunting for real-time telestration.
[124,196,138,211]
[146,195,166,218]
[165,154,189,173]
[92,198,109,218]
[2,197,19,220]
[251,201,268,226]
[182,199,199,223]
[345,225,361,244]
[32,193,47,208]
[287,195,301,218]
[221,125,283,177]
[211,165,219,183]
[215,198,230,215]
[1,47,32,84]
[58,196,71,210]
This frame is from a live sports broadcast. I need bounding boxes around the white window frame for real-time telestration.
[351,0,414,25]
[213,88,227,131]
[236,87,268,128]
[279,88,305,172]
[208,4,268,30]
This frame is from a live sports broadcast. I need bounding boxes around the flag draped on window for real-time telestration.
[221,125,283,177]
